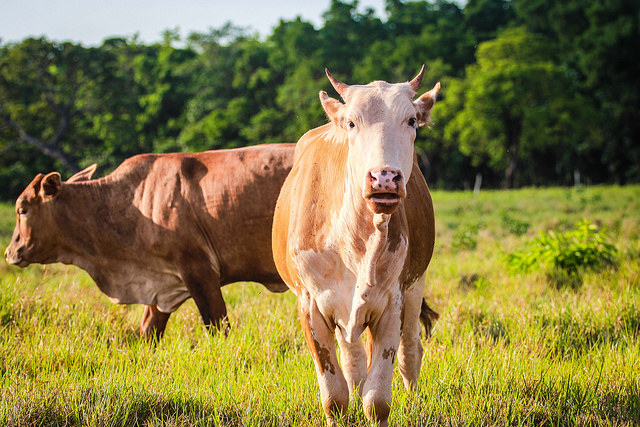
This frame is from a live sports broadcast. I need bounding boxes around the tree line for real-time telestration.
[1,0,638,200]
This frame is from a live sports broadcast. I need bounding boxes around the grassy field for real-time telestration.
[1,185,639,426]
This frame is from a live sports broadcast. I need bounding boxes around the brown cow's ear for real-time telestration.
[319,90,345,124]
[67,164,97,182]
[40,172,62,199]
[415,82,441,127]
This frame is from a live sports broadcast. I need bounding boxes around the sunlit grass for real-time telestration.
[1,185,639,425]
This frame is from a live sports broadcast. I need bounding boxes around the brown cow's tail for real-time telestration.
[419,298,439,339]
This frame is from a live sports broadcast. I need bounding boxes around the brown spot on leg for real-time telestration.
[299,305,336,375]
[382,347,396,361]
[315,339,336,375]
[298,296,348,424]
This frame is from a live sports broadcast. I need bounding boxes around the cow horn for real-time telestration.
[409,64,426,92]
[325,68,349,98]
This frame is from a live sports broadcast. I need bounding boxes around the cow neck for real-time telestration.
[53,177,133,268]
[328,129,407,282]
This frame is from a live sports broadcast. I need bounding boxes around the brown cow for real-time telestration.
[272,68,440,426]
[4,144,295,339]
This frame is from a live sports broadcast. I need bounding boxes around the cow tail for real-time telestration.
[419,298,439,339]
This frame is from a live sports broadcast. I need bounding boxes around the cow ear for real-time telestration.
[319,90,345,124]
[40,172,62,199]
[415,82,440,127]
[67,164,97,183]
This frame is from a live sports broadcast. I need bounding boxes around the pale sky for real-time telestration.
[0,0,388,46]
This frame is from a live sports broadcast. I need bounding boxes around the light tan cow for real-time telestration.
[4,144,295,339]
[272,67,439,426]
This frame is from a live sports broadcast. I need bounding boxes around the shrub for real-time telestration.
[452,223,479,250]
[457,273,490,291]
[505,219,618,277]
[501,211,530,236]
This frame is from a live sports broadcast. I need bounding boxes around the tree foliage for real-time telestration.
[0,0,638,199]
[444,27,596,188]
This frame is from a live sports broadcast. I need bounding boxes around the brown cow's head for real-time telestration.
[4,165,96,267]
[319,66,439,215]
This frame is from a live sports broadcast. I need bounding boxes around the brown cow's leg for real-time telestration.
[183,266,230,335]
[298,290,348,427]
[140,304,171,341]
[201,285,230,334]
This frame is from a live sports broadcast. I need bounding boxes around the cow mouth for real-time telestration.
[366,192,402,214]
[6,255,27,267]
[368,193,400,204]
[4,247,27,267]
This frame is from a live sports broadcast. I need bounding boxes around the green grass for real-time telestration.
[1,185,639,426]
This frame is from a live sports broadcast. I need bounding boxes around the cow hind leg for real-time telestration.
[140,304,171,341]
[398,275,426,390]
[298,291,349,427]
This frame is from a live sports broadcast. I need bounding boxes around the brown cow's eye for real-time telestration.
[408,117,417,128]
[17,208,26,215]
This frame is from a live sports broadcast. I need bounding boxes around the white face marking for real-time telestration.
[343,82,418,199]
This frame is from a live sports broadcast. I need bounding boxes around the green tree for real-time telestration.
[319,0,386,76]
[356,0,474,83]
[464,0,514,42]
[444,27,595,188]
[0,38,104,172]
[513,0,640,183]
[175,25,250,151]
[127,34,196,153]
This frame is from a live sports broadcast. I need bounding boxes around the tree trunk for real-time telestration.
[503,113,522,189]
[505,147,518,189]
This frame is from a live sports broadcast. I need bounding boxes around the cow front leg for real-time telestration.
[140,304,171,340]
[183,266,229,335]
[362,304,402,427]
[398,275,426,389]
[336,328,367,400]
[298,291,348,427]
[200,285,230,334]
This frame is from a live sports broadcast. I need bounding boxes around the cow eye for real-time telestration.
[408,117,417,128]
[347,120,356,129]
[17,208,26,215]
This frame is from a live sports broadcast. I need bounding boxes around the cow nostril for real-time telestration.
[393,174,403,182]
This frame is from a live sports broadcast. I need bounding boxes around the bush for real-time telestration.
[501,211,530,236]
[505,219,618,277]
[452,223,480,250]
